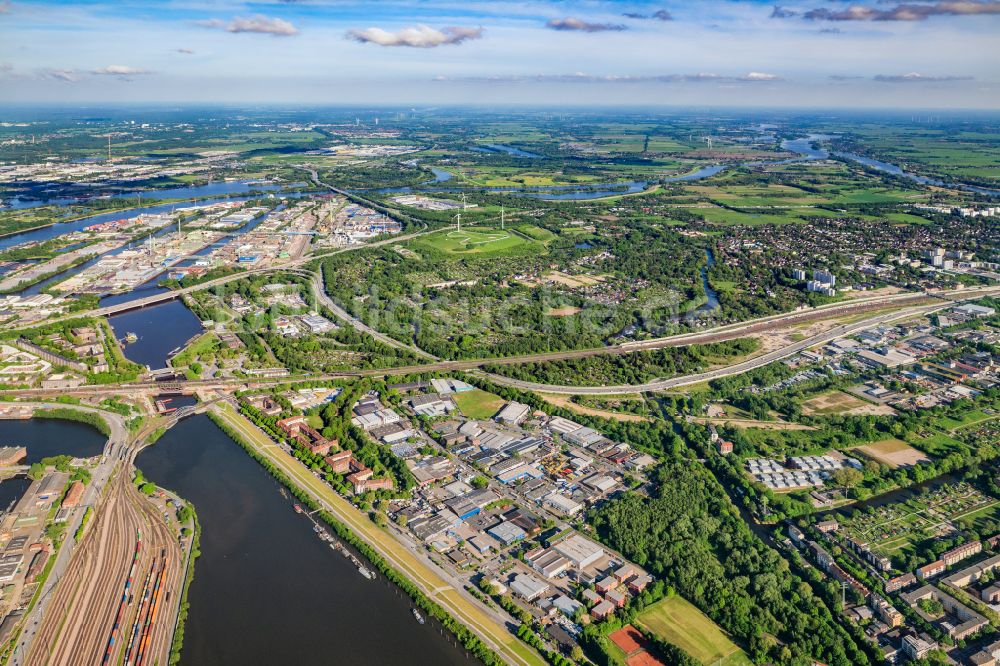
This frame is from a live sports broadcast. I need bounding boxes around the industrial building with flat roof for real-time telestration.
[553,534,605,569]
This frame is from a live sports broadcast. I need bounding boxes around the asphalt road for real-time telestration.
[9,224,435,330]
[5,284,1000,401]
[211,403,545,666]
[309,271,438,361]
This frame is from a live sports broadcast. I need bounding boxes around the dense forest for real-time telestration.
[589,460,872,666]
[484,338,758,385]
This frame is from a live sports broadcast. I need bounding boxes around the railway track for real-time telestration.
[24,468,182,666]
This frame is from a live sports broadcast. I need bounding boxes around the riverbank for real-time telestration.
[0,199,173,240]
[31,407,110,437]
[0,252,98,295]
[168,503,200,666]
[207,403,544,666]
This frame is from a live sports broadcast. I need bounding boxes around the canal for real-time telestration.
[696,248,721,315]
[107,300,203,370]
[136,414,476,666]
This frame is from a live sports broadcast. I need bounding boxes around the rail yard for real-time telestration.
[21,460,186,666]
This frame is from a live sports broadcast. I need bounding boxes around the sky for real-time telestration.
[0,0,998,108]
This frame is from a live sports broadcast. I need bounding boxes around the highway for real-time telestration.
[481,298,957,394]
[4,284,1000,402]
[9,224,436,330]
[309,270,439,361]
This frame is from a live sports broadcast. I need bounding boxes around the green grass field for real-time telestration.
[936,410,997,432]
[800,390,872,415]
[452,389,506,419]
[910,433,969,456]
[635,596,751,666]
[412,227,546,258]
[170,332,218,368]
[696,206,800,226]
[515,224,556,242]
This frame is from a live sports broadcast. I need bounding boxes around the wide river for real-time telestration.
[0,412,474,664]
[136,413,475,666]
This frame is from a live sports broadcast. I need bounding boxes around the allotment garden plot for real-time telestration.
[841,482,1000,559]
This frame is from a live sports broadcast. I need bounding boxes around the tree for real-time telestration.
[470,475,489,489]
[830,467,864,488]
[918,598,944,617]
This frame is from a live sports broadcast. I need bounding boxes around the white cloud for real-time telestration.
[803,1,1000,21]
[91,65,152,77]
[347,24,483,47]
[546,17,627,32]
[434,71,783,84]
[623,9,673,21]
[198,14,299,36]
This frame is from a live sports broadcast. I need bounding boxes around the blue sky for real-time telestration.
[1,0,998,107]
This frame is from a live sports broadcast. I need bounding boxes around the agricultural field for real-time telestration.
[452,168,601,188]
[634,596,751,666]
[833,125,1000,187]
[694,205,805,226]
[686,183,827,207]
[852,439,930,469]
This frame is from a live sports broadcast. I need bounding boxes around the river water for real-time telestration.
[470,144,543,158]
[0,476,31,513]
[0,418,106,464]
[780,135,1000,198]
[0,418,108,520]
[136,415,474,666]
[2,181,287,211]
[2,195,256,252]
[107,300,204,370]
[698,248,721,314]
